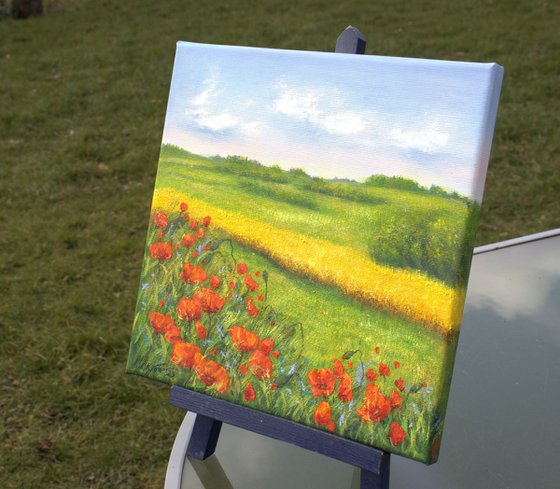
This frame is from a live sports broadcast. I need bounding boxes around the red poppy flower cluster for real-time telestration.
[143,202,433,454]
[229,325,278,384]
[306,349,419,449]
[149,242,173,261]
[145,202,285,400]
[355,351,409,446]
[313,401,335,431]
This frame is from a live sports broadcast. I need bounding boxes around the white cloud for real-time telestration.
[389,121,449,154]
[322,112,366,136]
[274,86,321,120]
[190,78,217,107]
[195,112,239,131]
[273,83,367,136]
[185,75,263,136]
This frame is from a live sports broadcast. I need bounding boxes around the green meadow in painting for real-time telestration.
[127,42,503,464]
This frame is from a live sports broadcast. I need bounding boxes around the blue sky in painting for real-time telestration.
[162,42,502,201]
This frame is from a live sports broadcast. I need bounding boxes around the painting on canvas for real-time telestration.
[127,42,502,463]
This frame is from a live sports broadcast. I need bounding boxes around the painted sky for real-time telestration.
[162,42,502,201]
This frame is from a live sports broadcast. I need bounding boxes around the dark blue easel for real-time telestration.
[169,26,390,489]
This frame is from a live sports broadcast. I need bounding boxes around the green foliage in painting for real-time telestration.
[369,204,480,287]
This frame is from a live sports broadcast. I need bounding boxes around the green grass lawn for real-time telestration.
[1,0,559,487]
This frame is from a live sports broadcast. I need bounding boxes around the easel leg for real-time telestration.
[360,452,390,489]
[186,413,223,460]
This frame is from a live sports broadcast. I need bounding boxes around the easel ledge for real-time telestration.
[168,27,391,489]
[170,385,390,476]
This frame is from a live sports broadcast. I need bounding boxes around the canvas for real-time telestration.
[127,42,503,464]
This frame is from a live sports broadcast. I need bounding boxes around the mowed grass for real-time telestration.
[1,0,559,487]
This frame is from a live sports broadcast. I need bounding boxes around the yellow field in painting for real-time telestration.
[152,187,465,334]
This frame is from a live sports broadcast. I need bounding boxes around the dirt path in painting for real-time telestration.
[152,187,465,334]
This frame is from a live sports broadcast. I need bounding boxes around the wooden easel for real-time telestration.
[169,26,391,489]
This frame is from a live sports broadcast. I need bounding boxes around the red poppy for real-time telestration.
[182,233,196,248]
[333,359,345,379]
[180,263,207,285]
[197,228,205,239]
[307,368,335,398]
[210,348,217,356]
[271,383,278,390]
[394,361,400,369]
[190,220,199,230]
[313,401,335,432]
[174,243,179,249]
[177,297,202,322]
[248,350,273,380]
[209,275,221,290]
[148,311,175,333]
[257,294,263,301]
[346,362,353,369]
[244,383,255,401]
[203,244,211,251]
[195,357,230,393]
[154,212,168,228]
[164,324,182,344]
[423,382,428,388]
[180,202,188,212]
[357,384,391,423]
[192,251,199,258]
[390,390,402,408]
[244,274,258,291]
[271,351,280,359]
[394,378,405,392]
[431,438,440,459]
[337,372,353,403]
[246,296,259,317]
[203,216,211,227]
[159,299,165,307]
[195,320,207,340]
[157,230,163,239]
[375,346,380,354]
[365,368,378,382]
[259,338,274,355]
[184,214,190,222]
[228,281,235,290]
[149,242,172,260]
[389,422,406,446]
[379,363,391,377]
[227,292,232,298]
[229,326,260,352]
[171,342,201,369]
[237,263,248,275]
[238,364,248,375]
[194,287,226,313]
